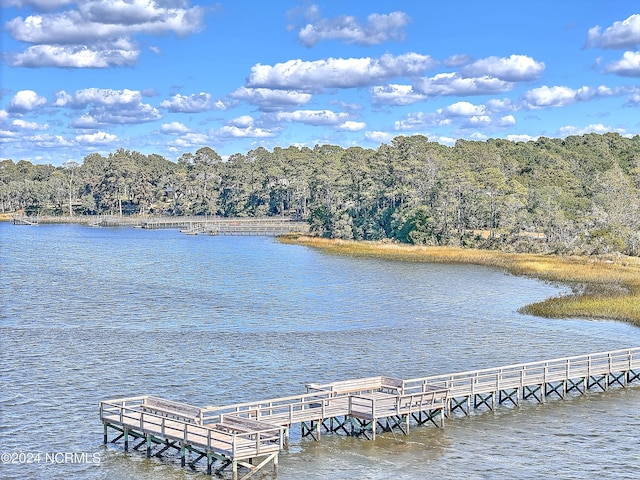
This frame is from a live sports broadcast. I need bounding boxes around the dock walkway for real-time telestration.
[100,347,640,479]
[11,214,310,236]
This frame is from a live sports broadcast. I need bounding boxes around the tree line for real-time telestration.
[1,133,639,256]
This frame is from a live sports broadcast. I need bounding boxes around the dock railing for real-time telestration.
[200,390,346,426]
[99,397,283,459]
[400,347,640,398]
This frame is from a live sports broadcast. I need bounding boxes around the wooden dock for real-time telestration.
[10,215,310,236]
[100,347,640,479]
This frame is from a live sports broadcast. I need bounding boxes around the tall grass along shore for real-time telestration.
[280,235,640,327]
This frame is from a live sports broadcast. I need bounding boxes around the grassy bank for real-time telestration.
[279,235,640,327]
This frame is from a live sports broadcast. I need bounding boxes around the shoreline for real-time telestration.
[279,235,640,327]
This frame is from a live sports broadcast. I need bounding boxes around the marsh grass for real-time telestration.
[280,235,640,327]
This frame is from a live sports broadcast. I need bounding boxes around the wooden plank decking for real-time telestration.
[101,347,640,479]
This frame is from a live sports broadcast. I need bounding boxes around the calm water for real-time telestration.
[1,223,639,480]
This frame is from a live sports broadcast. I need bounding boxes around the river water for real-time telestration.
[1,223,638,480]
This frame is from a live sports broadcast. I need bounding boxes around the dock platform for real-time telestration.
[100,347,640,479]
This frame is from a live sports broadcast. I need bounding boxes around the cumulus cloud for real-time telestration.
[523,85,615,109]
[339,121,366,131]
[75,131,118,145]
[54,88,161,126]
[559,123,627,136]
[12,119,49,130]
[220,116,276,138]
[230,87,312,111]
[55,88,142,107]
[275,109,349,126]
[160,93,223,113]
[7,41,139,68]
[461,54,545,82]
[298,9,411,47]
[415,72,514,97]
[586,14,640,49]
[160,122,189,134]
[603,51,640,77]
[8,90,47,113]
[365,131,392,142]
[247,53,436,92]
[4,0,206,68]
[371,55,542,104]
[395,100,517,132]
[507,134,538,143]
[486,98,519,112]
[498,115,516,127]
[167,132,211,151]
[438,101,486,117]
[394,112,443,131]
[370,84,427,106]
[29,133,74,148]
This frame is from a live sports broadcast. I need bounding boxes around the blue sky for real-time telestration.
[1,1,639,166]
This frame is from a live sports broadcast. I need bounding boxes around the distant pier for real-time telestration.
[11,215,310,236]
[100,347,640,479]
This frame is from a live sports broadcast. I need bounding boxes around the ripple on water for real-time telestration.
[1,224,639,480]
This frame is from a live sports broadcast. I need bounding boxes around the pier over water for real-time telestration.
[101,347,640,479]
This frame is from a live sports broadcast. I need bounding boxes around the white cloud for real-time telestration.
[12,119,49,130]
[275,109,349,126]
[6,42,138,68]
[8,90,47,113]
[486,98,519,112]
[365,131,392,142]
[604,51,640,77]
[220,116,276,138]
[4,1,205,68]
[559,124,626,136]
[394,112,441,131]
[247,53,436,92]
[54,88,161,126]
[298,10,411,47]
[0,111,8,123]
[523,85,615,109]
[160,93,221,113]
[498,115,516,127]
[220,125,275,138]
[160,122,189,134]
[507,134,538,143]
[396,102,516,132]
[586,14,640,49]
[462,54,545,81]
[439,101,486,117]
[30,133,74,148]
[57,88,143,108]
[523,86,576,108]
[6,2,204,44]
[230,87,312,111]
[229,116,254,128]
[167,132,211,150]
[370,84,427,105]
[415,72,514,97]
[339,121,366,131]
[75,131,118,145]
[434,136,456,146]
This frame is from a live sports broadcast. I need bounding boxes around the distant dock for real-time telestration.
[101,347,640,479]
[11,215,310,236]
